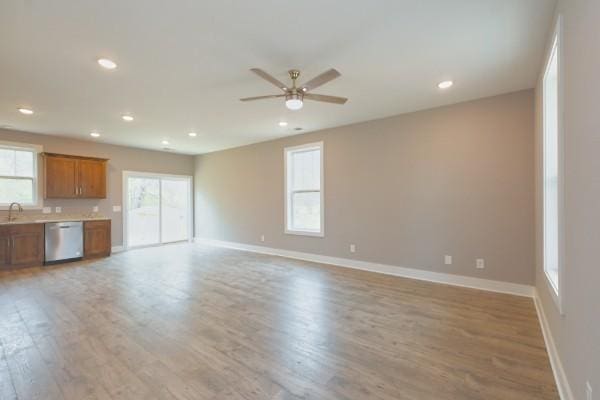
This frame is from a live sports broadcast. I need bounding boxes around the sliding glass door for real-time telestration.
[160,178,191,243]
[124,172,192,248]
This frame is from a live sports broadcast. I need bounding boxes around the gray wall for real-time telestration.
[534,0,600,398]
[195,90,535,285]
[0,128,195,246]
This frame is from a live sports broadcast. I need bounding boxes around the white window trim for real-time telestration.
[284,141,325,237]
[0,140,44,210]
[542,15,564,314]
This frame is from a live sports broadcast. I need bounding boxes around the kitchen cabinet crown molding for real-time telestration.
[41,152,109,162]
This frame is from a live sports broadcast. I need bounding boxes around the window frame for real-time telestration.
[541,16,564,314]
[284,141,324,237]
[0,140,43,210]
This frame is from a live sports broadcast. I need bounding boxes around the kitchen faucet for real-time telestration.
[7,202,23,222]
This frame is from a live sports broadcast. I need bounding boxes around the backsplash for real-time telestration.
[0,212,108,224]
[2,198,113,215]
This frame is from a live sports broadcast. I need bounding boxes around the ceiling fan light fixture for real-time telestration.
[285,93,303,110]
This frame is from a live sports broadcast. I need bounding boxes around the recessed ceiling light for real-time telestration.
[437,80,454,89]
[122,115,134,122]
[18,107,34,115]
[90,132,100,138]
[188,132,197,137]
[161,140,169,145]
[278,121,288,127]
[97,58,117,70]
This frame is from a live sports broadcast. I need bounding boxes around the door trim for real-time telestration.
[122,171,193,250]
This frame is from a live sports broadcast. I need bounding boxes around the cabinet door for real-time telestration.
[79,159,107,198]
[0,228,10,269]
[45,156,78,198]
[9,224,44,268]
[84,220,111,259]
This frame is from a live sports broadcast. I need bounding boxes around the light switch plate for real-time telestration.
[260,234,265,242]
[112,205,121,212]
[350,244,356,253]
[42,207,52,214]
[55,207,62,213]
[445,255,452,265]
[93,206,99,212]
[476,258,485,269]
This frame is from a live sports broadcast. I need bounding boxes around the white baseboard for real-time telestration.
[534,289,574,400]
[194,237,534,297]
[111,245,125,253]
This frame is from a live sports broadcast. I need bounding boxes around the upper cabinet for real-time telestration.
[77,158,107,198]
[42,153,108,199]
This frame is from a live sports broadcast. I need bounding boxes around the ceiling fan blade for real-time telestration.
[301,69,341,92]
[304,93,348,104]
[250,68,288,91]
[240,94,285,102]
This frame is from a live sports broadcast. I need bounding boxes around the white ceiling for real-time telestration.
[0,0,556,155]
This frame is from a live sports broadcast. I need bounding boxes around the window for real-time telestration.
[542,21,562,302]
[285,142,324,236]
[0,142,41,207]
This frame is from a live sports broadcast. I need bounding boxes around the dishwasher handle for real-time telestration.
[46,221,83,230]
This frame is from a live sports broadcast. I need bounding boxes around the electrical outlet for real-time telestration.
[42,207,51,214]
[476,259,485,269]
[260,234,265,242]
[350,244,356,253]
[92,206,99,213]
[587,381,593,400]
[444,255,452,265]
[54,206,62,213]
[112,205,121,212]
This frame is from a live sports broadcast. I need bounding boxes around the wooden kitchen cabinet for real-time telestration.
[0,227,10,268]
[84,220,111,259]
[78,159,106,198]
[44,155,79,198]
[0,224,44,270]
[42,153,108,199]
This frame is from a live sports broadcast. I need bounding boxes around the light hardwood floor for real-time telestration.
[0,243,558,400]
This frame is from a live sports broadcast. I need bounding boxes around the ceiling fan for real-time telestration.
[241,68,348,110]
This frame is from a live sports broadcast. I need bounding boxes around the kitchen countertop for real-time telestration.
[0,214,111,226]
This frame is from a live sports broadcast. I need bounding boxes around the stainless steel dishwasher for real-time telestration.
[45,221,83,263]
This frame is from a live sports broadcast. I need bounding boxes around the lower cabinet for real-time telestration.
[84,220,111,259]
[0,231,11,268]
[0,220,112,270]
[0,224,45,270]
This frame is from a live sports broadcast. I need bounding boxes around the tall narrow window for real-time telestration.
[285,142,324,236]
[543,26,561,298]
[0,142,40,207]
